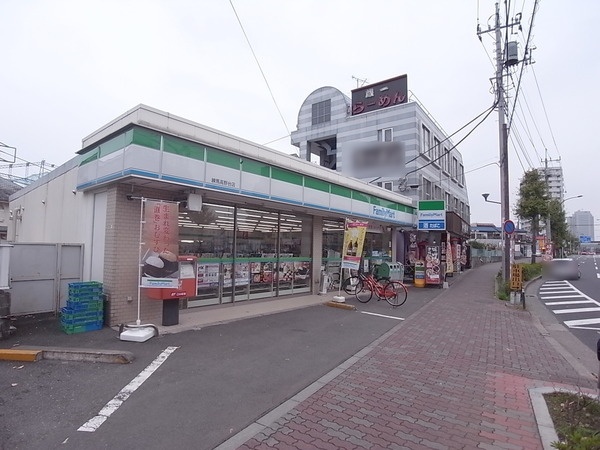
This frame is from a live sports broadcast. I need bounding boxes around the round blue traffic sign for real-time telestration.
[503,220,515,234]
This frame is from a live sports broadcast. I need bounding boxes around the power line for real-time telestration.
[228,0,290,135]
[405,102,497,167]
[404,101,497,179]
[531,65,561,158]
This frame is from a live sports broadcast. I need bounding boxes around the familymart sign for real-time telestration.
[417,200,446,230]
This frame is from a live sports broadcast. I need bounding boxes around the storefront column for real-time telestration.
[311,216,323,294]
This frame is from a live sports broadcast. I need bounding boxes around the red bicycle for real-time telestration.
[349,271,408,307]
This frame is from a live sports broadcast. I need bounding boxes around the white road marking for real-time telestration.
[540,295,586,300]
[545,300,595,306]
[360,311,405,320]
[564,318,600,329]
[597,273,600,279]
[78,346,179,432]
[553,307,600,315]
[542,290,575,295]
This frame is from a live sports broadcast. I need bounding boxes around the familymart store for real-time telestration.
[11,105,415,326]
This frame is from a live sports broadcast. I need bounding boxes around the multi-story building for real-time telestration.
[568,210,595,241]
[290,75,470,222]
[290,75,471,276]
[540,164,564,201]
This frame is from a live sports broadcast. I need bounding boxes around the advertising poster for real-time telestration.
[235,262,250,286]
[446,234,454,274]
[425,246,441,285]
[341,219,368,270]
[197,263,220,288]
[140,200,180,288]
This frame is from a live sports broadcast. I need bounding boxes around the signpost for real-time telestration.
[417,200,446,231]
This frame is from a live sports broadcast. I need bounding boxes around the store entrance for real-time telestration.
[179,203,313,307]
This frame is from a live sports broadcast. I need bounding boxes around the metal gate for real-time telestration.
[9,243,84,315]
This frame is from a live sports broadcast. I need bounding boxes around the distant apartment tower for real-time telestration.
[290,75,470,222]
[539,164,564,201]
[568,210,595,241]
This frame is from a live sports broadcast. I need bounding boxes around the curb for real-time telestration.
[324,301,356,311]
[0,349,43,362]
[1,346,134,364]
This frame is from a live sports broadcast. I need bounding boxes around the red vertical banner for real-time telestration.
[140,200,180,288]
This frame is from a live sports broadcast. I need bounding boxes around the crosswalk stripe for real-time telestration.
[542,291,577,295]
[540,295,585,300]
[544,300,595,306]
[553,307,600,315]
[564,318,600,327]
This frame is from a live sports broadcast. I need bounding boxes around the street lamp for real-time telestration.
[550,195,583,257]
[482,193,501,205]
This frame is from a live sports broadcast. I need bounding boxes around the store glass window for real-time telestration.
[277,213,312,295]
[236,207,279,301]
[179,203,234,306]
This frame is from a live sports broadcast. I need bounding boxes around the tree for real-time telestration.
[515,169,548,263]
[547,199,568,257]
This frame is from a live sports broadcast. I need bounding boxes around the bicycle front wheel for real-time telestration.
[383,281,408,307]
[342,276,361,295]
[355,281,373,303]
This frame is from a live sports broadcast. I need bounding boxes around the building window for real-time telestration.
[442,148,449,173]
[423,178,432,200]
[433,137,441,164]
[452,157,458,180]
[458,164,465,185]
[445,192,451,209]
[312,99,331,125]
[383,181,393,191]
[378,128,393,142]
[434,185,442,200]
[421,125,431,158]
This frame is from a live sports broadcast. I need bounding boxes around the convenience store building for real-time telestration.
[9,105,415,326]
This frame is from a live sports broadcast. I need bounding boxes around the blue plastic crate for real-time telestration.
[66,299,103,311]
[61,321,103,335]
[60,307,103,324]
[68,293,102,303]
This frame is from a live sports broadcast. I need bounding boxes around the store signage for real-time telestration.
[580,235,592,243]
[417,200,446,230]
[372,205,396,220]
[351,74,408,116]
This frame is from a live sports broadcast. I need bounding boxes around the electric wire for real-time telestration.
[403,101,497,180]
[228,0,290,135]
[405,102,497,167]
[531,65,561,158]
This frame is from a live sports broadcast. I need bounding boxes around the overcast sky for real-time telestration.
[1,1,599,234]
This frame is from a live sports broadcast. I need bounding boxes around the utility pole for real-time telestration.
[478,3,521,283]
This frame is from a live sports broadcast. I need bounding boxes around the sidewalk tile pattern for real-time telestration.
[239,265,594,449]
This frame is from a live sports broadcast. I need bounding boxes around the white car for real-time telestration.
[544,258,581,280]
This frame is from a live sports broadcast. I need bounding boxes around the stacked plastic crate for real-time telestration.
[60,281,104,334]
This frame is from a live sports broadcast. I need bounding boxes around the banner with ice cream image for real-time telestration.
[140,200,180,288]
[341,219,368,270]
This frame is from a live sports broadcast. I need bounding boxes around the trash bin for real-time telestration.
[377,262,391,279]
[414,260,425,288]
[162,299,180,326]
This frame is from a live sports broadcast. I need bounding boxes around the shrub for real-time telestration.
[520,262,543,281]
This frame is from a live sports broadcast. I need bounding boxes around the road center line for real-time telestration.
[78,346,179,433]
[360,311,405,320]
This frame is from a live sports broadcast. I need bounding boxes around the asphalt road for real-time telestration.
[0,285,442,450]
[537,254,600,352]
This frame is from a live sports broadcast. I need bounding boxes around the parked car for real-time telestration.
[543,258,581,280]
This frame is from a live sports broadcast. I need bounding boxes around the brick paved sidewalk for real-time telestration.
[236,263,595,450]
